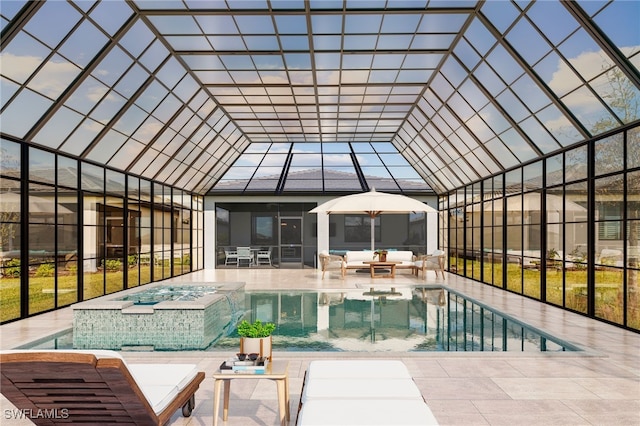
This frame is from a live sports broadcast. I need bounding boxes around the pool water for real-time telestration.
[114,285,218,305]
[22,287,580,352]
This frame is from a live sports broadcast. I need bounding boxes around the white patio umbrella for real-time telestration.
[309,188,437,250]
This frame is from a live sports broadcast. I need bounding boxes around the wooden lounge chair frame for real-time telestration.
[0,351,205,426]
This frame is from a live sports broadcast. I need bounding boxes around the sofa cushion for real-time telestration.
[344,250,414,266]
[385,251,414,264]
[344,251,376,263]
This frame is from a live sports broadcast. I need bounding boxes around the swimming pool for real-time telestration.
[22,286,580,352]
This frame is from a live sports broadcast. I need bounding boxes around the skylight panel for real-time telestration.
[0,88,50,138]
[591,71,640,125]
[133,1,186,10]
[165,35,211,51]
[274,15,308,34]
[234,15,275,34]
[1,32,50,85]
[498,128,537,163]
[527,1,577,45]
[344,14,382,33]
[147,15,201,34]
[25,1,81,48]
[418,12,469,33]
[194,15,238,34]
[479,0,520,33]
[208,35,246,51]
[381,14,421,33]
[85,129,127,163]
[244,36,279,50]
[562,86,618,133]
[485,138,518,170]
[505,18,550,66]
[89,0,134,36]
[517,117,560,154]
[586,0,640,64]
[344,35,377,51]
[559,29,615,82]
[227,0,270,11]
[381,33,415,50]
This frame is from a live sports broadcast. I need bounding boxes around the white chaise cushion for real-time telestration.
[301,378,423,403]
[306,359,412,380]
[297,399,439,426]
[126,363,199,414]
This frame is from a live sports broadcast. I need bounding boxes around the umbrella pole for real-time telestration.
[369,213,376,251]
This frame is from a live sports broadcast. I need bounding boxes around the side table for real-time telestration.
[212,359,290,426]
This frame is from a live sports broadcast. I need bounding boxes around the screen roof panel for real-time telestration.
[1,0,638,195]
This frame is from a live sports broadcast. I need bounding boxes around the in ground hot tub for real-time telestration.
[72,282,244,350]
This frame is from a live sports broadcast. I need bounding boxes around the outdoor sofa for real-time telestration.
[0,349,204,425]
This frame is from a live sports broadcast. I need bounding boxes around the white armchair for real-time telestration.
[413,249,445,279]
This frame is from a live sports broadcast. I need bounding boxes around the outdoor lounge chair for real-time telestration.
[318,251,345,279]
[413,249,446,279]
[297,360,438,426]
[0,350,205,426]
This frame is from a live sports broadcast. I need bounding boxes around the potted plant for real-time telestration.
[373,249,388,262]
[237,319,275,360]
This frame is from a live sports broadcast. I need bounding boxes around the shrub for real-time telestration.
[35,263,55,277]
[102,259,122,271]
[3,258,21,277]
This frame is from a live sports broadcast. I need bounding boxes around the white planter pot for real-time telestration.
[240,336,272,360]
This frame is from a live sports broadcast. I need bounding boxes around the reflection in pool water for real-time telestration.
[212,287,579,352]
[22,287,579,352]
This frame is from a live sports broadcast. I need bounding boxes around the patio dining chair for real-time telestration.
[224,248,238,266]
[236,246,254,267]
[256,247,272,266]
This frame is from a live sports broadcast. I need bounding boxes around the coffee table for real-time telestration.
[363,260,401,278]
[212,359,290,426]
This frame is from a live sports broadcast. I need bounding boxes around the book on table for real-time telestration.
[219,358,269,374]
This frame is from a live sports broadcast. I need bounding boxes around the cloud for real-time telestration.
[547,50,612,110]
[24,58,79,98]
[0,52,43,82]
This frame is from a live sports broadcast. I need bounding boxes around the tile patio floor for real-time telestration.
[1,268,639,425]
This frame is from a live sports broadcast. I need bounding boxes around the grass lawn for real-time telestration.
[0,266,161,322]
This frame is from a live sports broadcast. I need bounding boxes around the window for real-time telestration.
[252,214,277,245]
[598,202,623,240]
[216,207,230,246]
[344,215,380,243]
